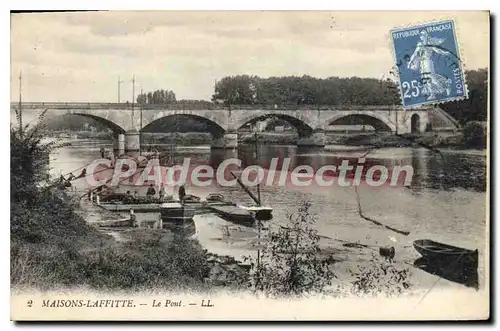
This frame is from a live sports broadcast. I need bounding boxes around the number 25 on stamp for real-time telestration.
[390,20,468,108]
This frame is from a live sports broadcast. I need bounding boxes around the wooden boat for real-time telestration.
[98,193,176,212]
[160,202,196,237]
[98,203,161,213]
[205,193,225,202]
[239,205,273,221]
[413,239,478,269]
[209,205,255,226]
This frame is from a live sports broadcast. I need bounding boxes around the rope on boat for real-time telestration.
[354,185,410,236]
[351,133,448,237]
[348,147,411,236]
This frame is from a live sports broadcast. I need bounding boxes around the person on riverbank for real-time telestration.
[124,191,133,204]
[159,185,166,202]
[178,185,186,203]
[146,184,156,201]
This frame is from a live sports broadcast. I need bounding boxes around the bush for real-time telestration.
[246,202,336,297]
[348,255,412,297]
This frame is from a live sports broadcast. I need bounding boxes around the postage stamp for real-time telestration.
[390,20,468,108]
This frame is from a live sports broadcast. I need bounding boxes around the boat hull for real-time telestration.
[413,239,478,269]
[239,205,273,221]
[160,203,196,237]
[209,205,255,226]
[99,203,161,213]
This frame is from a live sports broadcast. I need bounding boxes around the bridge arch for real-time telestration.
[324,112,395,132]
[12,109,128,133]
[411,114,421,133]
[234,113,315,137]
[142,113,226,137]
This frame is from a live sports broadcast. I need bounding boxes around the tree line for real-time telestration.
[211,75,401,106]
[136,89,176,104]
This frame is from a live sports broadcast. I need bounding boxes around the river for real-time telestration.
[49,139,488,290]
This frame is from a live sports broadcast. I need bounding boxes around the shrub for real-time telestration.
[247,202,336,297]
[348,254,412,297]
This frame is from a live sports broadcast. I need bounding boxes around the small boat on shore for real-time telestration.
[209,205,255,226]
[160,202,196,237]
[413,239,478,269]
[239,205,273,221]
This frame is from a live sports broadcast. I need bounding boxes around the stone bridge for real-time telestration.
[10,102,459,150]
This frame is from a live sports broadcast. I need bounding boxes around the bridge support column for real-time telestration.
[114,133,125,155]
[211,132,238,149]
[125,130,141,153]
[297,130,326,147]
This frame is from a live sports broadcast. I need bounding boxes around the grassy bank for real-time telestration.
[11,189,218,292]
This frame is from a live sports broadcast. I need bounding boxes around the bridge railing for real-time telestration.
[10,102,423,111]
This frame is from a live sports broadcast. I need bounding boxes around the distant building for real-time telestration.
[254,120,269,132]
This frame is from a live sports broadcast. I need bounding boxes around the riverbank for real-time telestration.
[241,131,486,150]
[53,127,485,150]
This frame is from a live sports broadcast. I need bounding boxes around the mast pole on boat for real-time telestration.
[140,88,143,156]
[254,131,261,206]
[131,75,135,128]
[18,70,23,138]
[254,131,262,290]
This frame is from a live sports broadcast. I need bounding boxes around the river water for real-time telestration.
[50,139,488,290]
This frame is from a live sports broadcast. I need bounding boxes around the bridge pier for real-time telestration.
[125,130,141,153]
[211,132,238,149]
[113,133,125,155]
[297,130,326,148]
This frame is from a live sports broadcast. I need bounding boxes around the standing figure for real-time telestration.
[146,184,156,201]
[178,185,186,203]
[407,30,453,101]
[159,185,166,202]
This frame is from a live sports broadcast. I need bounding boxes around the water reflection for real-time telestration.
[164,144,486,193]
[413,257,479,289]
[52,140,486,193]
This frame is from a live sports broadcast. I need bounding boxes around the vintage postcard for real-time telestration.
[10,11,490,321]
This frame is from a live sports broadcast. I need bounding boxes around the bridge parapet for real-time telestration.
[11,102,429,112]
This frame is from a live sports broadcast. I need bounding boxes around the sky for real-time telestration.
[11,11,489,102]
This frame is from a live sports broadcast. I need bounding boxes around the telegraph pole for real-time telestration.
[131,75,135,127]
[117,76,124,103]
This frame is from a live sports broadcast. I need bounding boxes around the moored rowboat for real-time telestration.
[160,202,196,237]
[209,205,255,226]
[413,239,478,269]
